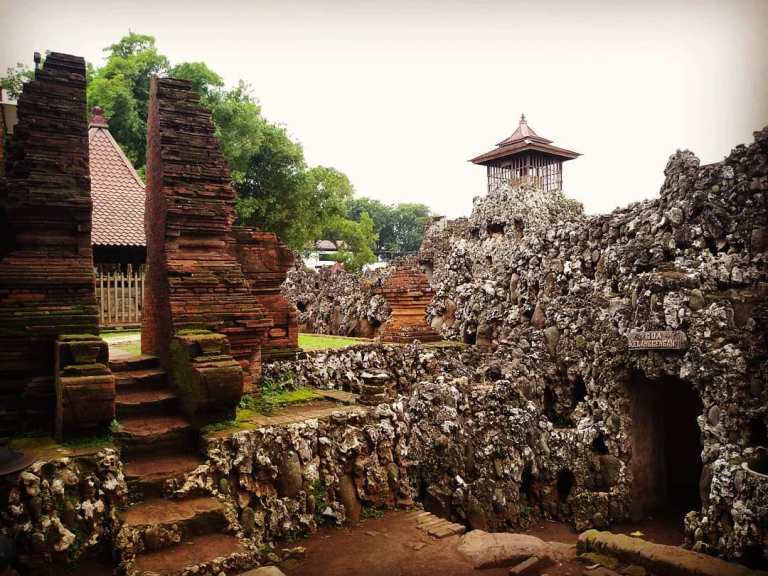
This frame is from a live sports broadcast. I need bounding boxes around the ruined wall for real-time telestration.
[263,342,485,394]
[377,266,440,343]
[0,449,126,573]
[421,127,768,562]
[281,265,390,337]
[232,227,300,361]
[141,77,272,386]
[0,53,98,434]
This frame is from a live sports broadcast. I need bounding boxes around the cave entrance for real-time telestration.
[629,370,703,524]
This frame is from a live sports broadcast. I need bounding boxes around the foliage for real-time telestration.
[347,198,431,254]
[237,385,321,416]
[1,62,34,99]
[0,31,429,267]
[361,506,385,519]
[87,32,170,167]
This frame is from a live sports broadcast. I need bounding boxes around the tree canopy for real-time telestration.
[2,33,432,269]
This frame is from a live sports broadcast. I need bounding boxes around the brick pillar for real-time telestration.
[142,77,272,390]
[377,266,440,344]
[0,53,99,434]
[232,227,300,361]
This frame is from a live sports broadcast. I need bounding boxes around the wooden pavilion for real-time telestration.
[471,114,580,193]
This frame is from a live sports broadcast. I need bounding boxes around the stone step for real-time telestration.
[109,354,159,373]
[115,414,194,458]
[133,533,249,576]
[114,368,168,391]
[413,511,466,539]
[123,496,229,544]
[578,530,766,576]
[124,453,205,500]
[116,388,179,418]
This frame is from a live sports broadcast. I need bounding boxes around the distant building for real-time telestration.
[303,239,348,270]
[471,114,580,193]
[88,106,146,271]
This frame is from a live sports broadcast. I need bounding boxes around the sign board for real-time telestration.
[627,330,687,351]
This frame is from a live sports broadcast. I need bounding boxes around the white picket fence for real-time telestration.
[95,266,144,327]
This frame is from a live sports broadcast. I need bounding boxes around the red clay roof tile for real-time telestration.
[88,113,145,247]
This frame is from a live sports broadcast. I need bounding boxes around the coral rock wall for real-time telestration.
[232,227,300,361]
[420,128,768,562]
[141,77,272,386]
[281,265,390,338]
[0,53,98,434]
[0,450,126,573]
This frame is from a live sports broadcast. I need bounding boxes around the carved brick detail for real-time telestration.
[232,227,300,361]
[142,77,272,389]
[377,266,440,343]
[0,53,99,434]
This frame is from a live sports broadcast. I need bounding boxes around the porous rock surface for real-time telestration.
[420,127,768,561]
[281,265,390,337]
[0,449,126,571]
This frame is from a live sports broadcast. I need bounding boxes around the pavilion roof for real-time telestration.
[471,114,581,166]
[88,107,146,247]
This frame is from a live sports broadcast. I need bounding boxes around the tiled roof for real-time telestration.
[471,114,581,166]
[89,108,146,247]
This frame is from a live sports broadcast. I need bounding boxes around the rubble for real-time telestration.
[0,450,126,572]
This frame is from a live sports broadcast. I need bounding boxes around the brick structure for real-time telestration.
[0,53,100,434]
[377,266,440,343]
[232,227,300,361]
[142,77,272,390]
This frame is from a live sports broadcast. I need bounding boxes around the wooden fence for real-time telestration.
[96,267,144,327]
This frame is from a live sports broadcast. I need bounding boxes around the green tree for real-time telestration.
[1,32,415,268]
[324,211,378,272]
[347,198,430,254]
[0,62,34,99]
[87,32,170,167]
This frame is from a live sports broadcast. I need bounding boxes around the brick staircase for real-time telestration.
[110,355,249,575]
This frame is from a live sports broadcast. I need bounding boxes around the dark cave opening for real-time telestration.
[591,433,609,455]
[572,376,587,407]
[629,371,703,523]
[750,416,768,448]
[556,469,575,502]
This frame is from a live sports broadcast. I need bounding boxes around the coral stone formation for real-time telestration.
[232,227,300,361]
[377,266,440,343]
[0,53,100,434]
[141,77,272,389]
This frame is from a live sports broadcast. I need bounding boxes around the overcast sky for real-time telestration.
[1,0,766,218]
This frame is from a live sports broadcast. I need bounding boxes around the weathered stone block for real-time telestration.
[169,330,243,426]
[55,334,115,440]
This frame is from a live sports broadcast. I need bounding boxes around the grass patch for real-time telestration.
[239,386,322,416]
[112,341,141,356]
[6,432,114,459]
[299,333,369,351]
[202,386,324,436]
[100,329,140,341]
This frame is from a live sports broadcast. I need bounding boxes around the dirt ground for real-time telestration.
[278,509,687,576]
[279,511,583,576]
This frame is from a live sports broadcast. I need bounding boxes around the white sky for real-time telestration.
[1,0,766,218]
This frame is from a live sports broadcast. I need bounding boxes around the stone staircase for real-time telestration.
[110,355,250,575]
